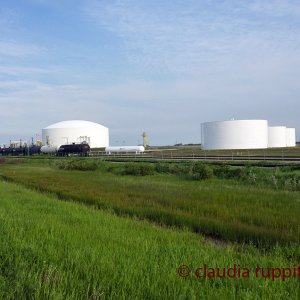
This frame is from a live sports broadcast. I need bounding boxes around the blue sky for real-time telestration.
[0,0,299,145]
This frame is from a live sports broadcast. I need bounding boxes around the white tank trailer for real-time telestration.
[286,128,296,147]
[268,126,287,148]
[201,120,269,150]
[105,146,145,154]
[40,145,60,154]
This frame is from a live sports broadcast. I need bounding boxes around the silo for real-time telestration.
[42,120,109,148]
[268,126,287,148]
[201,120,268,150]
[286,128,296,147]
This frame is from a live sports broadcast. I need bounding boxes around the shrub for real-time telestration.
[191,163,213,180]
[155,163,171,174]
[154,162,190,175]
[229,167,247,180]
[213,165,230,178]
[56,159,98,171]
[139,164,155,176]
[124,163,155,176]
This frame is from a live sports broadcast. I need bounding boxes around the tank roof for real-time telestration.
[44,120,107,129]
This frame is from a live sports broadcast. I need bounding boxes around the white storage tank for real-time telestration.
[286,128,296,147]
[201,120,268,150]
[42,120,109,148]
[268,126,287,148]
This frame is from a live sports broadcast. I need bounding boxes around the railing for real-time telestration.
[88,150,300,162]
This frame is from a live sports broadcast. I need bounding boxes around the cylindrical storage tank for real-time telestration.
[105,146,145,154]
[41,145,60,154]
[268,126,287,148]
[201,120,268,150]
[42,120,109,148]
[57,143,91,156]
[286,128,296,147]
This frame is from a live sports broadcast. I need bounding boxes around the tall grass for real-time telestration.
[0,159,299,248]
[0,181,299,299]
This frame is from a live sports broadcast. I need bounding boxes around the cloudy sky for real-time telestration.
[0,0,299,145]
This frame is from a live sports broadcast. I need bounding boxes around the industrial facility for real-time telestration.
[201,120,296,150]
[42,120,109,148]
[0,117,297,156]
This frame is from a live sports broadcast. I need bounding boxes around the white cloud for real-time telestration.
[250,0,300,17]
[0,1,300,144]
[0,66,51,76]
[0,7,18,28]
[86,0,300,76]
[0,75,299,144]
[0,41,46,58]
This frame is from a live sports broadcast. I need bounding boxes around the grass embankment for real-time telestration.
[0,159,299,248]
[0,181,299,299]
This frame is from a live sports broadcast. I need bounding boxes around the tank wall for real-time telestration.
[268,126,287,148]
[286,128,296,147]
[201,120,268,150]
[42,125,109,148]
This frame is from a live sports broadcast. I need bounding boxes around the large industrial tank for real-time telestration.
[286,128,296,147]
[268,126,287,148]
[42,120,109,148]
[201,120,268,150]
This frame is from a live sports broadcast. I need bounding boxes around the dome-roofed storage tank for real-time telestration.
[201,120,268,150]
[42,120,109,148]
[268,126,287,148]
[286,128,296,147]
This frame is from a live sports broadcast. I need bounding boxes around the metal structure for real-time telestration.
[268,126,286,148]
[201,120,269,150]
[42,120,109,148]
[0,145,41,156]
[41,143,90,156]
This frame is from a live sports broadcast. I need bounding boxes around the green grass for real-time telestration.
[0,180,299,299]
[0,159,299,248]
[144,146,300,157]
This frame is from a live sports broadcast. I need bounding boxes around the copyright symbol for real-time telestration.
[178,264,191,277]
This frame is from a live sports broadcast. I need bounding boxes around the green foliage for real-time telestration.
[55,158,98,171]
[212,164,231,178]
[191,162,214,180]
[1,159,299,248]
[0,181,299,299]
[124,163,155,176]
[155,162,190,175]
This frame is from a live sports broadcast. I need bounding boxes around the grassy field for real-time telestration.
[0,180,299,299]
[0,158,299,298]
[0,159,299,247]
